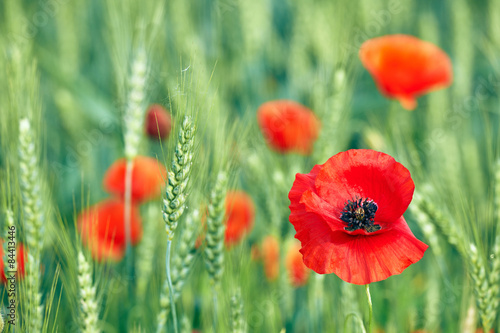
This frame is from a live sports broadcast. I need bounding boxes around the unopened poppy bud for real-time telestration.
[145,104,172,140]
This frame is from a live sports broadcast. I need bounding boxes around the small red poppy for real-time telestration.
[145,104,172,140]
[257,100,320,154]
[289,149,428,285]
[0,241,27,283]
[286,241,310,287]
[78,198,143,261]
[103,156,167,203]
[262,235,280,282]
[224,191,255,247]
[359,34,453,110]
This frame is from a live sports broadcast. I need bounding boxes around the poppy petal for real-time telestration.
[315,149,414,224]
[302,216,427,284]
[289,165,336,237]
[88,238,126,262]
[300,190,345,231]
[289,165,341,273]
[298,216,427,283]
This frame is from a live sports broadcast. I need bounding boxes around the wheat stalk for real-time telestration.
[157,209,198,333]
[78,251,100,333]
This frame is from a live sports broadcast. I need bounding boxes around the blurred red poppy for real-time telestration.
[145,104,172,140]
[0,241,27,283]
[359,34,452,110]
[257,100,320,154]
[286,242,310,287]
[262,235,280,282]
[289,149,428,285]
[103,156,167,203]
[78,199,143,261]
[225,191,255,247]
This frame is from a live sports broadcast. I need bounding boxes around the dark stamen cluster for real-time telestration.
[340,198,381,233]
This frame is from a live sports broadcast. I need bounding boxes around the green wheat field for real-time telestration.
[0,0,499,332]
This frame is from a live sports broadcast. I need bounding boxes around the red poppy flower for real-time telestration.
[224,191,255,247]
[257,100,320,154]
[288,149,428,285]
[359,34,453,110]
[145,104,172,140]
[0,241,27,283]
[286,242,310,287]
[78,199,143,261]
[262,235,280,282]
[103,156,167,203]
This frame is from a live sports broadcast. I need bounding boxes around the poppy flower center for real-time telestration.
[340,198,381,233]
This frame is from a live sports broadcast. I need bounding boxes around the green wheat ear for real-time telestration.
[161,115,196,333]
[163,115,196,240]
[77,251,100,333]
[230,289,246,333]
[412,190,465,254]
[468,243,494,332]
[124,47,148,161]
[204,172,228,288]
[18,117,44,332]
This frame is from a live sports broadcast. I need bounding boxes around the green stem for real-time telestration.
[365,284,373,333]
[166,240,178,333]
[124,159,134,298]
[212,286,218,332]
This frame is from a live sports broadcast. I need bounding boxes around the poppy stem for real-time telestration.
[365,284,373,333]
[166,240,179,333]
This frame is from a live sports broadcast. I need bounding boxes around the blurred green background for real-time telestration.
[0,0,499,332]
